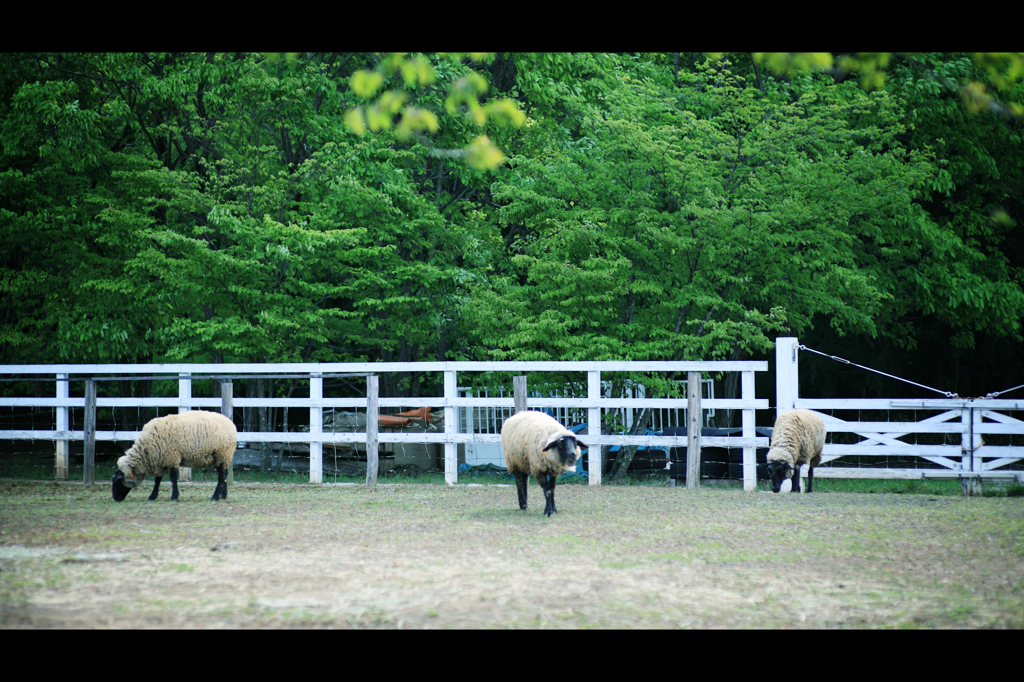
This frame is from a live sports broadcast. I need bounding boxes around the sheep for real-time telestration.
[500,410,581,517]
[766,409,826,493]
[111,410,237,503]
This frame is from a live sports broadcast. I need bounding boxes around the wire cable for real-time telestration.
[798,344,959,398]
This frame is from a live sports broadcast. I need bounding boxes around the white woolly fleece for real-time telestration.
[500,410,580,478]
[118,410,237,482]
[765,409,826,469]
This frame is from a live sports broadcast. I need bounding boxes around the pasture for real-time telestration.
[1,479,1023,628]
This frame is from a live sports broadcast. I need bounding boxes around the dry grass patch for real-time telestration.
[1,479,1022,628]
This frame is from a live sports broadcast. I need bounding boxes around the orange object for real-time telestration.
[378,407,433,428]
[396,407,432,420]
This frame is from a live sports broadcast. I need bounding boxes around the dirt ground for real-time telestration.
[1,479,1023,628]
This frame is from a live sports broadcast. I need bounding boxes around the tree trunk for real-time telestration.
[611,407,653,482]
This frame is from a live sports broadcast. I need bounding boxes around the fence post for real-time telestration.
[83,379,96,486]
[741,370,757,492]
[686,371,701,490]
[774,338,800,492]
[56,373,68,480]
[961,406,983,496]
[588,370,602,486]
[178,372,192,481]
[971,407,983,496]
[366,375,379,488]
[221,380,234,485]
[310,372,322,484]
[513,376,528,414]
[775,337,799,419]
[444,370,457,485]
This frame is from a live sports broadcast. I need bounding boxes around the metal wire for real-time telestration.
[985,383,1024,399]
[798,345,959,398]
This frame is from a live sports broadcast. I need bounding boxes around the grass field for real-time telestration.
[2,474,1023,629]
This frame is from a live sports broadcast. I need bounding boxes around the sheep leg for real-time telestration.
[540,473,558,517]
[210,464,227,502]
[169,467,180,501]
[148,476,162,501]
[514,472,529,510]
[790,468,801,493]
[807,452,821,493]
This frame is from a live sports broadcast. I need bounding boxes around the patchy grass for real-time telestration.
[1,478,1022,628]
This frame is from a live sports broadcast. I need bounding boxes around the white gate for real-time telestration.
[776,338,1024,492]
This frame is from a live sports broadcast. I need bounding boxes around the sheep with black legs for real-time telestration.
[112,410,237,503]
[766,409,826,493]
[500,411,581,517]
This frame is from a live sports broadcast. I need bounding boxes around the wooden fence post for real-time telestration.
[961,407,983,496]
[775,337,800,492]
[444,370,457,485]
[742,370,757,492]
[178,372,192,481]
[56,373,68,480]
[971,407,983,496]
[776,337,799,418]
[221,380,234,485]
[83,379,96,486]
[366,375,379,488]
[686,371,701,490]
[310,373,322,484]
[513,376,528,414]
[588,370,602,486]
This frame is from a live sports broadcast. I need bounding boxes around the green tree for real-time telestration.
[470,59,934,364]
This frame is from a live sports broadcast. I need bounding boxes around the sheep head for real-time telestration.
[111,455,144,502]
[542,434,580,472]
[767,460,793,493]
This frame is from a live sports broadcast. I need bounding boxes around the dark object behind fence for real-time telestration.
[664,427,774,481]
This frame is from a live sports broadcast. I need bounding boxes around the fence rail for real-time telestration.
[0,360,768,489]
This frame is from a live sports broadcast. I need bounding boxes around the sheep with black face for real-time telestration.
[500,411,581,517]
[766,409,826,493]
[112,410,237,503]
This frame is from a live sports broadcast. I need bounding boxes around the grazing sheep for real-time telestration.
[500,411,581,517]
[766,409,826,493]
[112,410,237,503]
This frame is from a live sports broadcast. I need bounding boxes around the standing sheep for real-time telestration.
[111,410,237,503]
[766,409,826,493]
[500,411,581,517]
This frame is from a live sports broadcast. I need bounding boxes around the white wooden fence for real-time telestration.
[7,342,1022,494]
[0,360,768,489]
[776,337,1024,492]
[458,377,715,468]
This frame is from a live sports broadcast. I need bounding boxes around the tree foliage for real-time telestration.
[1,51,1022,402]
[469,59,936,364]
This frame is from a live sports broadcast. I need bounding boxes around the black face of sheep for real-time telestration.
[767,461,796,493]
[111,469,138,502]
[542,435,579,468]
